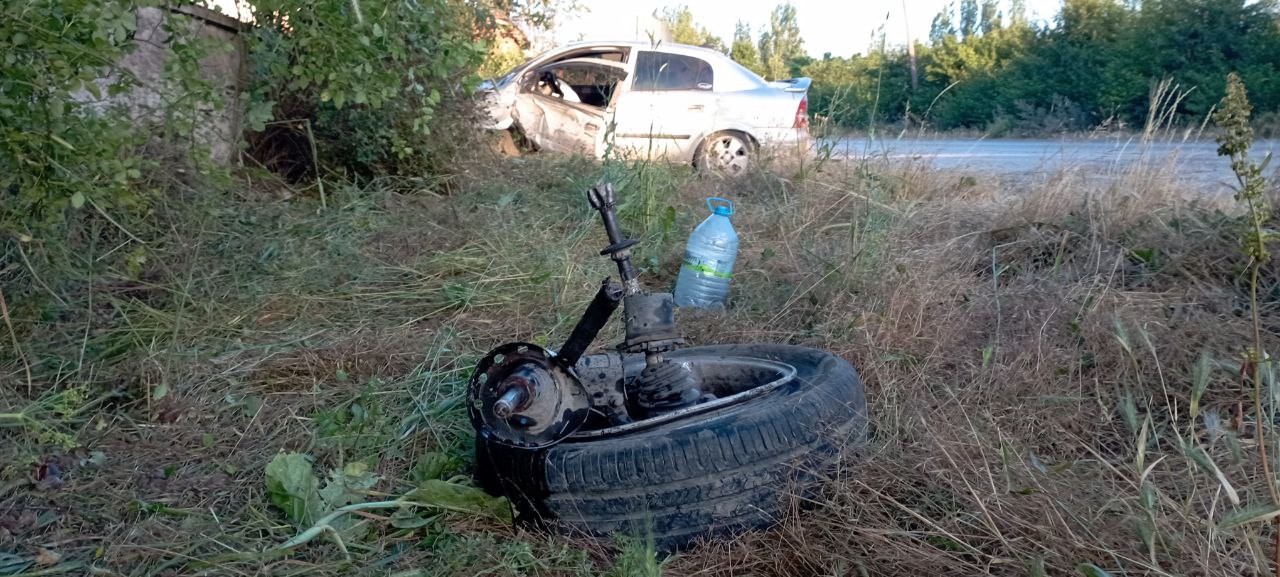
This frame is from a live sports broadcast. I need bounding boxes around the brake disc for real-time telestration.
[467,342,589,449]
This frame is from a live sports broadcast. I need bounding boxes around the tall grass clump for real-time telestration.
[1215,71,1279,575]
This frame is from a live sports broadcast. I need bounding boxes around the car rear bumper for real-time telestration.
[754,127,811,160]
[755,126,810,147]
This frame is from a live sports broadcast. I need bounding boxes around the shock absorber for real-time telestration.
[586,183,701,414]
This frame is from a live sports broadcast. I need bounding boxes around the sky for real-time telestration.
[554,0,1063,58]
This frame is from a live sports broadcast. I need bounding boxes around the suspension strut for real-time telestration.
[467,183,705,449]
[587,184,701,413]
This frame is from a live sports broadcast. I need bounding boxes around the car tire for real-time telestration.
[474,344,868,551]
[694,131,755,177]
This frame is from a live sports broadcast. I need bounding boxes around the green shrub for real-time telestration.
[244,0,487,178]
[1,1,154,239]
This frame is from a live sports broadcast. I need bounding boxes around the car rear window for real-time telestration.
[632,52,713,92]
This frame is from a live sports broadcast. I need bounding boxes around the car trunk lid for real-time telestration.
[767,77,812,93]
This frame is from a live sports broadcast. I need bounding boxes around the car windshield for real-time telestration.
[492,56,537,89]
[487,47,630,90]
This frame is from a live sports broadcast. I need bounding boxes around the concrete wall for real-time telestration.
[77,6,246,164]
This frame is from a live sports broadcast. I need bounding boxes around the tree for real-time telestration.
[1009,0,1028,25]
[1127,0,1280,117]
[959,0,978,38]
[758,3,804,80]
[658,5,723,50]
[730,21,765,75]
[789,0,1280,131]
[979,0,1000,34]
[930,3,956,45]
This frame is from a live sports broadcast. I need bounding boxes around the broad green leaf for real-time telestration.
[390,506,437,529]
[245,97,275,132]
[1076,563,1112,577]
[412,451,453,482]
[315,461,379,535]
[1139,483,1157,510]
[265,452,321,525]
[70,191,85,209]
[318,461,379,510]
[406,479,513,522]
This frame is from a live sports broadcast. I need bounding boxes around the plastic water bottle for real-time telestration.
[674,197,739,309]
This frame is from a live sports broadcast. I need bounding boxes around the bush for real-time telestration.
[244,0,487,180]
[1,1,158,239]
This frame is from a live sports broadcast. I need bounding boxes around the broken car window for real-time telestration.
[520,60,628,109]
[495,48,628,90]
[632,52,713,92]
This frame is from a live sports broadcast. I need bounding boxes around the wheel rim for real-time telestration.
[706,134,750,175]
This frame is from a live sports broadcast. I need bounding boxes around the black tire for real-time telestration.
[474,344,867,551]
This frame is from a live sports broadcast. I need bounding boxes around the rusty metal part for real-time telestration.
[492,387,526,419]
[585,184,693,415]
[570,354,797,439]
[575,352,631,425]
[557,278,623,368]
[620,292,696,413]
[622,293,682,353]
[468,342,588,448]
[634,360,700,412]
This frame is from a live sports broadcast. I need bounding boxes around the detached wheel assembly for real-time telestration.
[476,344,865,550]
[467,183,868,550]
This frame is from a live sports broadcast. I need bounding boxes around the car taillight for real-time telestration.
[793,96,809,129]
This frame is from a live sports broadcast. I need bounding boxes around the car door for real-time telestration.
[611,50,718,161]
[511,59,629,157]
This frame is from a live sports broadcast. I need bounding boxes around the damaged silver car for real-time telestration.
[480,41,811,175]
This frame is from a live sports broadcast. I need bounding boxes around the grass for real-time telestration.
[2,138,1279,575]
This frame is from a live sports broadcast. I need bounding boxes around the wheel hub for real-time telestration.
[467,343,589,449]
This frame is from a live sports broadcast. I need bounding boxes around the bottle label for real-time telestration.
[683,252,732,279]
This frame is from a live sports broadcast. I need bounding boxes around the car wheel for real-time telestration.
[474,343,868,551]
[695,131,754,176]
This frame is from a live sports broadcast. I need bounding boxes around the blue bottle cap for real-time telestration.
[706,197,733,216]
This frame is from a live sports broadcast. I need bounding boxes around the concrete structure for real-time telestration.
[77,5,246,164]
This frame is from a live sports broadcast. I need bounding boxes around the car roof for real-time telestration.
[558,40,732,60]
[547,57,629,71]
[537,40,769,91]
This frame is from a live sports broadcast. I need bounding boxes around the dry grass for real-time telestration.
[2,145,1278,576]
[663,154,1280,576]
